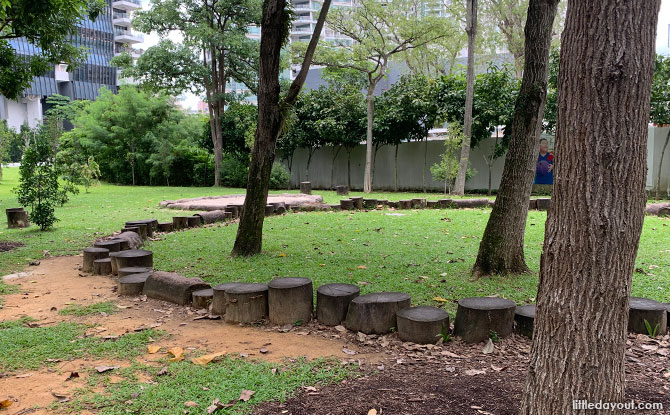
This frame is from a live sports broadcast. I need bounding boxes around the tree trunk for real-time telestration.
[452,0,477,196]
[472,0,558,276]
[306,148,314,181]
[655,129,670,200]
[364,82,376,193]
[231,0,332,257]
[330,145,341,189]
[394,144,399,191]
[520,2,660,414]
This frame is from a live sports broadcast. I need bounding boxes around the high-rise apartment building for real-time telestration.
[0,0,144,130]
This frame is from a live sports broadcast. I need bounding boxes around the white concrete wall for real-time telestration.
[5,99,27,131]
[649,126,670,195]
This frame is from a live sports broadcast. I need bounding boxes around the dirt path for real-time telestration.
[0,256,381,414]
[159,194,325,211]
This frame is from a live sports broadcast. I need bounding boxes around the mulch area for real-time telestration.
[0,240,23,252]
[254,326,670,415]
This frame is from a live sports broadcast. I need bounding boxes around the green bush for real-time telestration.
[219,155,249,188]
[269,162,290,189]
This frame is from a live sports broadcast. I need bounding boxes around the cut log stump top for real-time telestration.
[317,283,360,297]
[630,297,665,311]
[351,292,411,305]
[213,282,242,292]
[119,272,151,284]
[397,306,448,322]
[94,240,120,250]
[515,304,536,318]
[118,266,152,275]
[457,297,516,310]
[226,283,268,295]
[116,249,152,258]
[94,258,112,263]
[83,247,109,254]
[268,277,312,289]
[193,288,214,297]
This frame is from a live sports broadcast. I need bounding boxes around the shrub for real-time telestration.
[220,155,249,188]
[269,162,290,189]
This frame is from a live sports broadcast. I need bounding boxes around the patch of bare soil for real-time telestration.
[159,194,324,211]
[0,241,23,252]
[0,256,382,414]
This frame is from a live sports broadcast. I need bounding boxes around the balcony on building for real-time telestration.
[112,0,141,11]
[114,26,144,44]
[113,9,132,27]
[115,43,144,58]
[54,64,70,83]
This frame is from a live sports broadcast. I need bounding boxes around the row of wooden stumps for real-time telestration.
[5,207,30,229]
[338,197,552,211]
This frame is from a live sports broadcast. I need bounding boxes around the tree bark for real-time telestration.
[231,0,331,257]
[655,129,670,200]
[520,2,660,414]
[452,0,477,196]
[472,0,558,276]
[364,81,376,193]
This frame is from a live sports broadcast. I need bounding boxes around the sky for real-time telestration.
[136,0,670,111]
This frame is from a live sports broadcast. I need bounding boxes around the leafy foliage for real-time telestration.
[0,0,104,100]
[651,54,670,126]
[430,123,476,194]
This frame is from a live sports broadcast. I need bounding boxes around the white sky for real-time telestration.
[136,0,670,111]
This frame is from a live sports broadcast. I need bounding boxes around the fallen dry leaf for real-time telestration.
[95,365,120,373]
[65,371,79,381]
[191,351,226,366]
[147,345,161,354]
[239,390,255,402]
[342,347,357,355]
[168,347,184,362]
[482,339,494,354]
[184,401,198,407]
[465,368,486,376]
[368,409,378,415]
[357,265,368,269]
[432,297,448,303]
[0,399,12,408]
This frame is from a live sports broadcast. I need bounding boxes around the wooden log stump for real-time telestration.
[340,199,354,210]
[316,283,360,326]
[488,200,495,207]
[387,201,398,209]
[378,199,388,207]
[336,185,349,195]
[438,199,453,209]
[186,216,201,227]
[398,200,412,209]
[265,205,276,216]
[453,297,516,343]
[329,204,342,211]
[345,292,411,334]
[528,199,538,210]
[223,211,233,221]
[362,199,378,209]
[157,222,173,232]
[451,199,490,209]
[83,248,109,272]
[426,201,439,209]
[126,220,154,237]
[94,240,121,252]
[224,283,269,324]
[143,271,210,305]
[411,198,427,209]
[115,249,153,269]
[172,216,189,230]
[6,208,30,228]
[350,197,363,209]
[629,297,667,335]
[300,181,312,195]
[93,258,112,275]
[192,288,214,309]
[115,232,142,250]
[118,272,151,296]
[271,202,286,214]
[195,210,227,224]
[110,237,130,251]
[109,252,121,275]
[397,306,449,344]
[211,282,242,315]
[118,266,152,277]
[122,226,140,235]
[536,198,551,211]
[268,277,313,325]
[515,304,536,338]
[660,207,670,216]
[224,206,240,219]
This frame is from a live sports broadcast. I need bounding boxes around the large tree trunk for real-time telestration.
[471,0,558,276]
[452,0,477,196]
[655,129,670,200]
[231,0,331,257]
[363,81,376,193]
[520,1,660,414]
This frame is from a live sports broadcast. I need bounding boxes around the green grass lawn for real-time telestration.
[1,166,669,313]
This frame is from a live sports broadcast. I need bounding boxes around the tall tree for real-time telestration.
[113,0,261,186]
[650,54,670,200]
[0,0,104,100]
[471,0,558,276]
[231,0,332,257]
[521,1,660,413]
[305,0,446,193]
[452,0,477,196]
